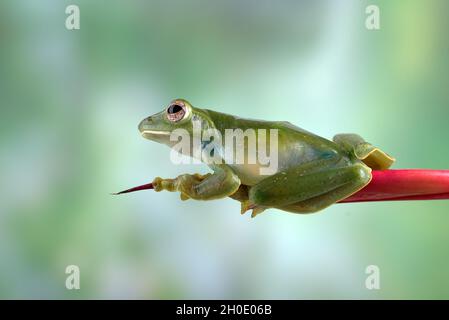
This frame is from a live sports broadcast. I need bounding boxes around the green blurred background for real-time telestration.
[1,0,448,299]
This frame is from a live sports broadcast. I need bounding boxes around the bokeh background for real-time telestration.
[1,0,448,299]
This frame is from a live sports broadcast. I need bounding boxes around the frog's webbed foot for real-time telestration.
[240,200,267,218]
[229,185,267,217]
[152,173,210,201]
[333,133,395,170]
[152,166,241,201]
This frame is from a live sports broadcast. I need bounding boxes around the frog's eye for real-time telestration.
[166,102,186,122]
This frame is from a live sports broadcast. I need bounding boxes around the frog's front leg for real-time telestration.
[248,157,372,215]
[152,165,241,201]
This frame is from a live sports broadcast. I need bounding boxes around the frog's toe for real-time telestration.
[152,177,163,192]
[180,192,190,201]
[240,200,255,215]
[240,200,266,217]
[251,206,266,218]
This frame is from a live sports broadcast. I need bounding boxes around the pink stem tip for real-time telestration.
[112,182,153,195]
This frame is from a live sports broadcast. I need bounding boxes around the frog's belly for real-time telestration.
[226,143,325,186]
[228,158,305,186]
[228,163,268,186]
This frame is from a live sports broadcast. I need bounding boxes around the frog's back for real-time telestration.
[204,109,344,185]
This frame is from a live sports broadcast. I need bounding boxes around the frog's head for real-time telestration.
[138,99,213,148]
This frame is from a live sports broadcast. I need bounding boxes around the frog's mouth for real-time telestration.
[141,130,171,137]
[138,115,172,140]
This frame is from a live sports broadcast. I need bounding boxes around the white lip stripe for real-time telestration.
[141,130,171,136]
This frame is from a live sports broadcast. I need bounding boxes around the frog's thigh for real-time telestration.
[279,174,369,214]
[249,163,371,208]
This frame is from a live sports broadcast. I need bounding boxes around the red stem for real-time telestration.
[113,169,449,203]
[339,169,449,203]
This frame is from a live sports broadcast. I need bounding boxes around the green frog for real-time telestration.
[138,99,394,217]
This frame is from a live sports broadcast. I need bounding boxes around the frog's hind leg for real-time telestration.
[278,171,370,214]
[333,134,395,170]
[249,161,372,215]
